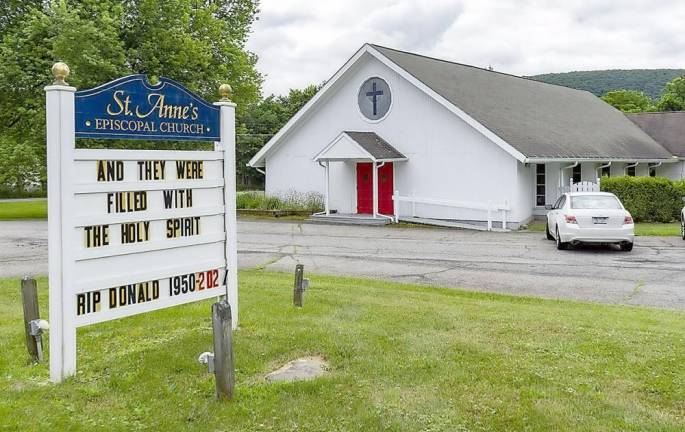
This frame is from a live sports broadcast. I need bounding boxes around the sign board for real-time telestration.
[45,68,238,383]
[75,75,220,142]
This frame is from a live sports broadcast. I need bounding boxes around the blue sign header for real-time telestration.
[75,75,220,142]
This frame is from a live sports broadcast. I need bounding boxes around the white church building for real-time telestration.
[248,44,681,229]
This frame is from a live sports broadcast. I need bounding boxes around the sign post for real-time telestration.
[45,63,238,383]
[215,85,238,328]
[46,63,77,382]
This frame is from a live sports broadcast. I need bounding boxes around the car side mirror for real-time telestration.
[545,204,553,210]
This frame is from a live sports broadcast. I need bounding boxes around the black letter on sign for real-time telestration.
[163,190,173,209]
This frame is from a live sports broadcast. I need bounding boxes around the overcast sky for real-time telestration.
[246,0,685,96]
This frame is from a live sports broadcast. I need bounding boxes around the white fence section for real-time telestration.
[392,190,511,231]
[560,178,601,194]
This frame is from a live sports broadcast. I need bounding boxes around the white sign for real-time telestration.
[45,68,238,383]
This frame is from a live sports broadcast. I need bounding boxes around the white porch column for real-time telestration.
[45,64,77,383]
[372,161,378,218]
[325,161,330,215]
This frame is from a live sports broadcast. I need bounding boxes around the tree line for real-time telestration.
[601,76,685,113]
[530,69,685,99]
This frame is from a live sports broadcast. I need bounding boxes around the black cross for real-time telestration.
[366,81,384,116]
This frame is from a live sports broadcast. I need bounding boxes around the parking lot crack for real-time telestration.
[624,280,645,301]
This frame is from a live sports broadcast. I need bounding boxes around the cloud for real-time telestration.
[363,2,463,51]
[247,0,685,96]
[258,10,314,28]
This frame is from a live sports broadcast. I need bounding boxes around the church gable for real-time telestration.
[260,47,518,174]
[249,44,526,168]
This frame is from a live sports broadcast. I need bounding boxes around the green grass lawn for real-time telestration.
[525,220,680,236]
[0,199,47,220]
[634,222,681,237]
[2,271,684,431]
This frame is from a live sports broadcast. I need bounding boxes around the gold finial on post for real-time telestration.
[218,83,232,102]
[51,62,70,86]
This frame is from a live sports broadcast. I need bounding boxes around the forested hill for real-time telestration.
[529,69,685,98]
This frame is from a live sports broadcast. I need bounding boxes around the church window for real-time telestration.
[536,164,546,206]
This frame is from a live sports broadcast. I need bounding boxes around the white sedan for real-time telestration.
[545,192,634,251]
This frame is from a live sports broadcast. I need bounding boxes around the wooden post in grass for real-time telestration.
[212,300,235,400]
[293,264,305,307]
[21,277,41,362]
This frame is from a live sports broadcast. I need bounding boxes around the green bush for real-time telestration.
[236,190,323,212]
[600,176,682,222]
[675,179,685,201]
[0,188,46,199]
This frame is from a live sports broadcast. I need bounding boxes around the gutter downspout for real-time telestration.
[254,167,265,175]
[649,161,662,177]
[624,161,638,176]
[596,161,612,189]
[596,161,611,178]
[560,161,579,191]
[374,161,394,221]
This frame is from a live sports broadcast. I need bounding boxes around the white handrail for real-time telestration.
[392,194,510,211]
[392,190,510,230]
[560,180,600,194]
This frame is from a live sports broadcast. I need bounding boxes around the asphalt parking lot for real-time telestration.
[2,218,684,309]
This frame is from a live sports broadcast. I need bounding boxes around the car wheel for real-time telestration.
[545,222,554,240]
[555,228,567,250]
[681,219,685,240]
[621,242,634,252]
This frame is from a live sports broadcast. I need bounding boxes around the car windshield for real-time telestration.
[570,195,622,209]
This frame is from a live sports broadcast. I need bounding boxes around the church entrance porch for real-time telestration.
[313,131,407,221]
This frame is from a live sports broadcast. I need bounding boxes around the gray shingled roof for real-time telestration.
[626,112,685,157]
[343,131,407,160]
[372,45,673,160]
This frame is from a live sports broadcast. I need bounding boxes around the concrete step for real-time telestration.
[308,214,391,226]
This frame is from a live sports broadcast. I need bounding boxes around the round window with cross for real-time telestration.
[358,77,391,121]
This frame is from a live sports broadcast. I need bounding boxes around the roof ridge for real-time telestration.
[368,43,592,95]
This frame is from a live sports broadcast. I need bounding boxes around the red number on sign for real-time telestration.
[197,271,205,291]
[213,269,219,288]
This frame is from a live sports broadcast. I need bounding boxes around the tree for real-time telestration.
[121,0,261,106]
[0,1,129,190]
[656,76,685,111]
[0,0,261,194]
[601,90,654,113]
[236,83,323,187]
[203,0,260,46]
[0,138,43,193]
[0,0,43,34]
[241,84,322,135]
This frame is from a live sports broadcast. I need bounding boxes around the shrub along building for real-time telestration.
[248,44,680,229]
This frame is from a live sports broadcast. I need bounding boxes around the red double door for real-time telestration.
[356,162,394,214]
